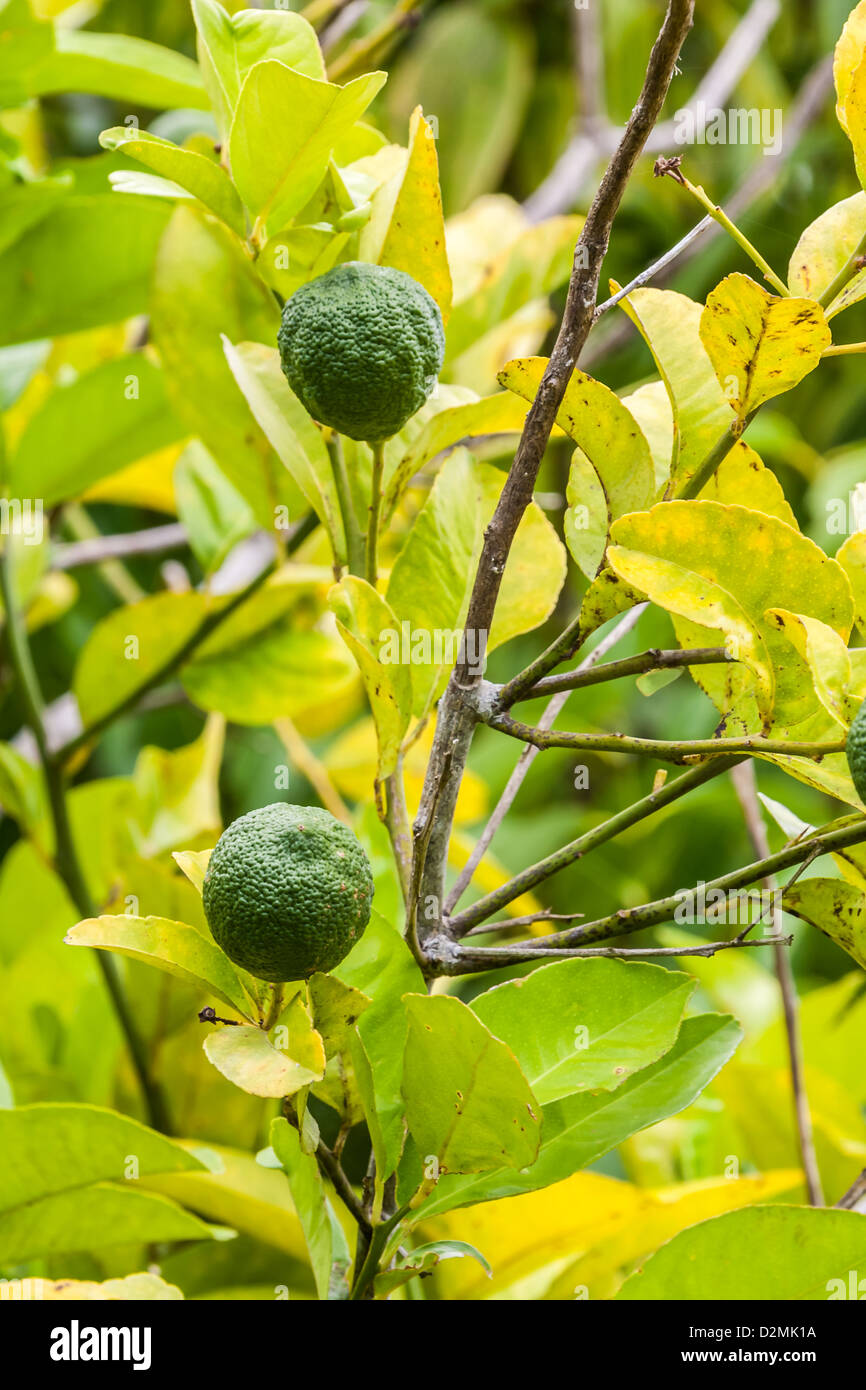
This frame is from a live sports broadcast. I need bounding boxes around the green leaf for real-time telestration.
[221,338,341,552]
[99,127,245,234]
[193,0,325,140]
[0,1101,213,1260]
[204,1018,325,1099]
[617,1207,866,1300]
[73,590,208,726]
[0,173,71,258]
[386,448,479,717]
[412,1013,742,1219]
[329,577,412,779]
[0,1102,207,1209]
[765,609,853,727]
[145,1141,307,1259]
[335,910,424,1181]
[7,355,182,508]
[174,440,256,576]
[359,106,452,317]
[402,993,541,1180]
[0,740,45,834]
[308,973,371,1123]
[150,205,298,530]
[615,284,731,493]
[699,274,830,428]
[229,61,385,235]
[499,356,654,578]
[788,191,866,317]
[132,716,224,857]
[182,581,358,727]
[0,194,170,346]
[270,1115,341,1301]
[65,914,256,1019]
[388,390,529,516]
[374,1238,490,1297]
[472,958,695,1105]
[28,29,207,109]
[782,877,866,971]
[0,1184,211,1265]
[386,449,565,715]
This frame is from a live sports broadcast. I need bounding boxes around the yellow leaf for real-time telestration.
[699,440,797,527]
[835,0,866,131]
[700,274,830,427]
[83,441,183,513]
[360,106,452,320]
[422,1168,800,1300]
[765,609,853,727]
[837,530,866,631]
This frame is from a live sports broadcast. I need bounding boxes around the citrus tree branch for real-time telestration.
[441,932,792,977]
[504,645,732,704]
[412,0,696,948]
[444,604,646,913]
[448,756,740,936]
[479,712,845,764]
[500,814,866,952]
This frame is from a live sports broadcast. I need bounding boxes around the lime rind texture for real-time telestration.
[846,701,866,803]
[277,261,445,442]
[203,803,374,983]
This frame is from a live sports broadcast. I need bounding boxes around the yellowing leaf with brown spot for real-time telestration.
[787,192,866,317]
[608,501,854,730]
[359,106,452,320]
[699,440,797,526]
[837,530,866,631]
[700,274,830,428]
[613,284,731,494]
[500,356,654,579]
[764,609,853,728]
[835,0,866,131]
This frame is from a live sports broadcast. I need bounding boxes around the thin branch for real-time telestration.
[646,0,782,152]
[53,523,188,570]
[327,0,422,82]
[507,645,732,703]
[445,604,646,913]
[836,1169,866,1211]
[520,815,866,950]
[481,712,845,765]
[443,933,792,976]
[413,0,695,945]
[582,54,834,368]
[449,755,739,936]
[525,0,778,222]
[464,910,584,938]
[730,762,824,1207]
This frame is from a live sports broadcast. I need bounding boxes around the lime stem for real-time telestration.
[365,439,386,588]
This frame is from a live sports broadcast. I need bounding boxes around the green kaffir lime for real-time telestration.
[203,803,374,983]
[277,261,445,442]
[846,700,866,803]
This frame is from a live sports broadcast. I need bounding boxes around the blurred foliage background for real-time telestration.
[3,0,866,1298]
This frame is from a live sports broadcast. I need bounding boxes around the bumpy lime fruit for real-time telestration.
[846,700,866,803]
[203,803,374,983]
[277,261,445,442]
